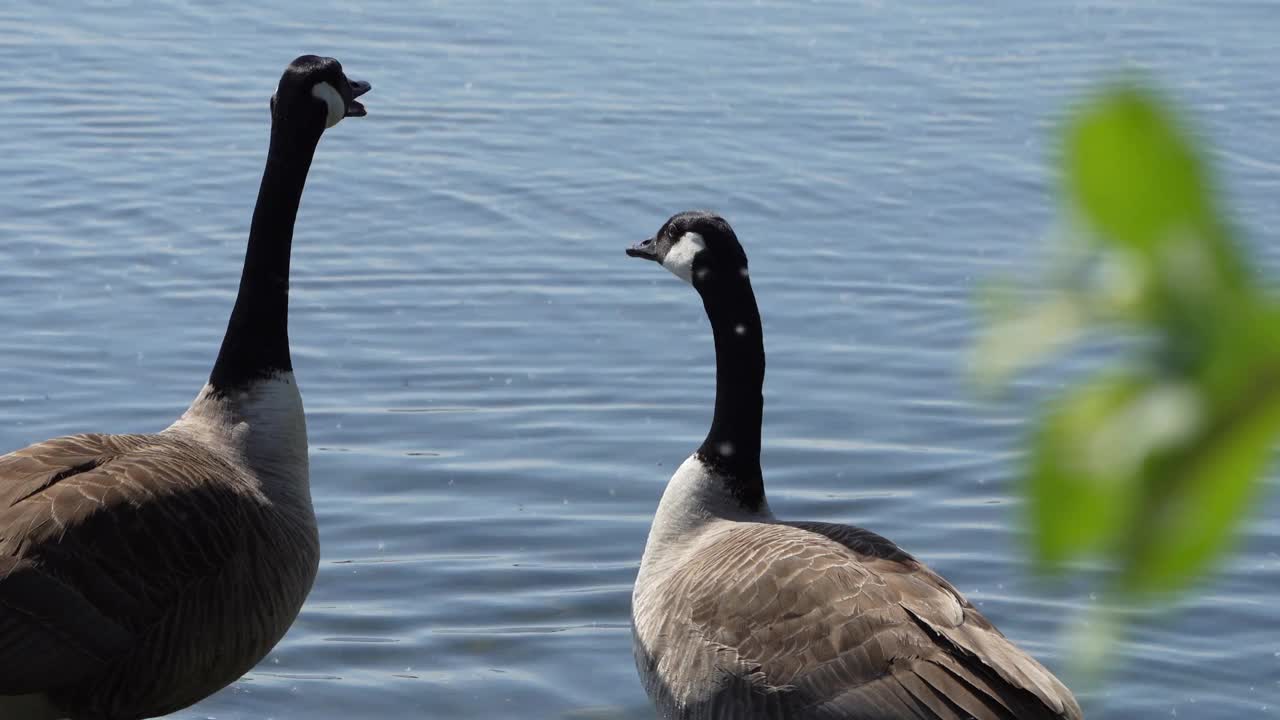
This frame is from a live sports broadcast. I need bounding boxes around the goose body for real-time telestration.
[0,55,370,720]
[626,212,1082,720]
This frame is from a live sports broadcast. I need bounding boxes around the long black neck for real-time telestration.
[208,118,322,393]
[694,266,766,511]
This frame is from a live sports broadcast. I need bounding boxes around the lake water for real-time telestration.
[1,2,1277,718]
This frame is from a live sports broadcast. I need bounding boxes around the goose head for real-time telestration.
[627,211,748,288]
[270,55,371,131]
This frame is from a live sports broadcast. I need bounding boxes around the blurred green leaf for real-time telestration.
[1066,85,1251,334]
[1029,375,1144,567]
[1124,372,1280,595]
[1066,86,1212,254]
[972,291,1086,389]
[977,79,1280,669]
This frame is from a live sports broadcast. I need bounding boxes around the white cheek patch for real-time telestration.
[661,231,706,284]
[311,81,345,128]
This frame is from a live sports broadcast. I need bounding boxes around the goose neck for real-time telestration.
[208,120,322,392]
[694,268,766,510]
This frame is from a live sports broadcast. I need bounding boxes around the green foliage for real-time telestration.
[975,84,1280,606]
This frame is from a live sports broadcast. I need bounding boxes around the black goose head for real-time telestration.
[627,211,748,289]
[269,55,371,132]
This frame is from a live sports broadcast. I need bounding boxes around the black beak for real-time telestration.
[627,237,660,262]
[345,78,371,117]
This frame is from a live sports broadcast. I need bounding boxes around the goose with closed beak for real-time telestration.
[626,211,1082,719]
[0,55,370,720]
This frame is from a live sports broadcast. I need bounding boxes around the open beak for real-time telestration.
[626,237,660,262]
[345,78,371,117]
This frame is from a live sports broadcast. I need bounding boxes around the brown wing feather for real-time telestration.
[0,433,266,697]
[652,521,1081,719]
[792,521,1080,716]
[0,555,133,694]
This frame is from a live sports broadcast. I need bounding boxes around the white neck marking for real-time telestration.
[638,454,772,581]
[166,372,311,504]
[662,231,706,285]
[311,81,345,128]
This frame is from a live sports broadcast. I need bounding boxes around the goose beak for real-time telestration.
[627,237,660,262]
[345,79,371,118]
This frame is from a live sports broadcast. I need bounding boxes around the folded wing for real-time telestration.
[0,433,261,696]
[655,521,1081,719]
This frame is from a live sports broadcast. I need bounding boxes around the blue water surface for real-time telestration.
[1,2,1277,718]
